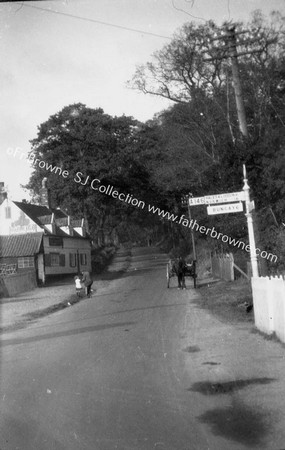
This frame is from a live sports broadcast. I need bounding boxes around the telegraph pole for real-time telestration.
[203,24,275,139]
[226,26,248,138]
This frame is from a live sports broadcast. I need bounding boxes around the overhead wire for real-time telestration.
[14,2,172,40]
[171,0,207,22]
[227,0,231,21]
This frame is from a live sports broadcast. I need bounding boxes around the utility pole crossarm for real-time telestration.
[201,23,275,139]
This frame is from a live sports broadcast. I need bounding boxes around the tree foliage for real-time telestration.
[129,10,285,268]
[25,104,161,242]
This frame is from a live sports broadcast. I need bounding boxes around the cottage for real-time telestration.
[0,180,92,294]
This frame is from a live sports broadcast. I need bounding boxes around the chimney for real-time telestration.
[40,177,50,208]
[0,182,8,205]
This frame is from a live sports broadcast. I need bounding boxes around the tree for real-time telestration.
[129,12,285,261]
[25,104,148,239]
[129,11,284,140]
[25,104,171,244]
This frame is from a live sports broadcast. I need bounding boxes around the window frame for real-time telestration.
[69,253,77,268]
[50,253,60,267]
[80,253,87,266]
[49,237,63,247]
[5,206,11,219]
[18,256,34,269]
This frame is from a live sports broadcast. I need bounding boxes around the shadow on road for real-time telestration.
[0,321,137,347]
[93,303,188,319]
[189,377,276,395]
[198,398,273,447]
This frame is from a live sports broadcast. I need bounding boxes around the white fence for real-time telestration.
[251,276,285,343]
[211,253,234,281]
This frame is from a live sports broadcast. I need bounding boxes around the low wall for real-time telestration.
[252,276,285,343]
[0,271,37,298]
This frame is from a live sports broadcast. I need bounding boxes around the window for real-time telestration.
[80,253,87,265]
[18,257,34,268]
[49,237,63,247]
[50,253,60,266]
[45,253,65,267]
[69,253,77,268]
[5,207,11,219]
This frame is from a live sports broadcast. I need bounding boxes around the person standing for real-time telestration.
[74,275,83,297]
[81,271,93,297]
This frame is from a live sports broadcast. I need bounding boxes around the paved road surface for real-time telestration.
[0,247,284,449]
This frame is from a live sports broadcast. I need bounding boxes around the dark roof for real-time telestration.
[38,215,54,225]
[71,219,82,227]
[43,225,84,238]
[13,202,67,227]
[0,232,43,257]
[12,202,89,240]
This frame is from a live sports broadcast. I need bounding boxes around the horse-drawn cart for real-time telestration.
[166,259,197,289]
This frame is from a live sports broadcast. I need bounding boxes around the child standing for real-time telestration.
[74,275,83,297]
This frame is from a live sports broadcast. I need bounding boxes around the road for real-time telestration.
[0,247,284,449]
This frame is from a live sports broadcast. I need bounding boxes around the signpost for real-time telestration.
[207,202,243,215]
[242,165,259,277]
[189,191,245,205]
[188,166,259,277]
[182,194,197,262]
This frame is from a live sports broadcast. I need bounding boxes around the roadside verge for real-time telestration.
[195,278,253,325]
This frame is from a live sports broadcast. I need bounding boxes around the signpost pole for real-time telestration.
[243,165,259,278]
[187,194,197,262]
[182,194,197,264]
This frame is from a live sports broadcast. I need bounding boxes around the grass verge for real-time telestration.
[195,279,254,324]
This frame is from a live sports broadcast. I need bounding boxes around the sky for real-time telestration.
[1,0,284,200]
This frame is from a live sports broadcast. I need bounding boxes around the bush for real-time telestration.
[91,245,117,273]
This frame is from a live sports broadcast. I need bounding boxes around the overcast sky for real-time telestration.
[1,0,284,200]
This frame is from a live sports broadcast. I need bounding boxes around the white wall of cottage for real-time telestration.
[0,199,41,235]
[43,235,92,275]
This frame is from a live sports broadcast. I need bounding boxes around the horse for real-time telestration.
[167,257,197,289]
